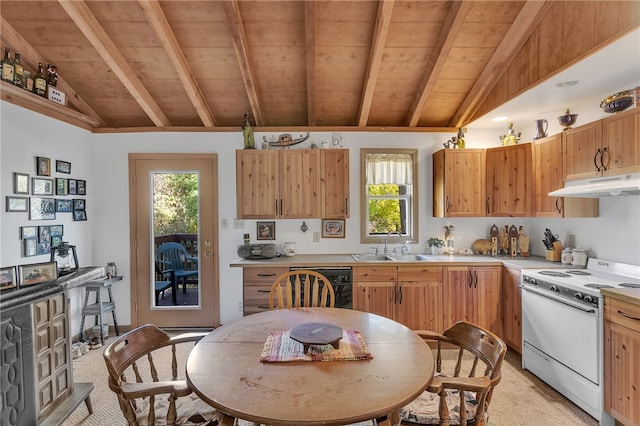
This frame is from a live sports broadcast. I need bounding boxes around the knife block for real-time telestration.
[546,241,563,262]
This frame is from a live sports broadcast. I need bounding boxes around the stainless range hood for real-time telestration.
[549,174,640,198]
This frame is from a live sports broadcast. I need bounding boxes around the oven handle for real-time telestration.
[519,285,597,314]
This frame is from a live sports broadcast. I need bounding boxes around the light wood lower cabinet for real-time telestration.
[501,266,521,353]
[604,295,640,425]
[353,266,442,331]
[443,266,502,337]
[242,267,288,315]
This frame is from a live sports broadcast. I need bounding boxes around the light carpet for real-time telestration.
[63,334,597,426]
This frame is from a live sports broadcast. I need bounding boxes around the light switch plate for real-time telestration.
[313,232,320,242]
[221,218,228,229]
[234,219,244,229]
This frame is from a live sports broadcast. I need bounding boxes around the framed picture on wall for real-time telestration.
[55,199,73,212]
[5,196,28,212]
[32,177,54,195]
[73,210,87,221]
[73,199,85,210]
[24,239,37,257]
[322,219,345,238]
[18,261,57,286]
[36,157,51,176]
[20,226,38,239]
[13,172,29,194]
[56,160,71,174]
[256,221,275,240]
[0,266,18,292]
[55,178,67,195]
[76,180,86,195]
[50,225,63,236]
[29,197,56,220]
[68,180,77,195]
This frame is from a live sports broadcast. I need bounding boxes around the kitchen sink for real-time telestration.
[351,253,434,262]
[388,254,432,262]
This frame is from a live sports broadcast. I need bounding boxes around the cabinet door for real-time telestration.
[433,149,486,217]
[604,321,640,425]
[236,150,279,218]
[501,266,521,353]
[279,150,320,218]
[533,134,563,217]
[486,143,532,216]
[472,266,502,337]
[442,266,471,330]
[398,281,442,331]
[353,281,397,320]
[321,149,350,218]
[563,121,602,181]
[602,108,640,177]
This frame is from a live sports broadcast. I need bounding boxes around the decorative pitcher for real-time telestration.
[534,119,548,140]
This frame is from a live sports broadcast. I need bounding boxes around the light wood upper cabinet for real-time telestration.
[321,149,349,218]
[433,149,486,217]
[533,134,598,218]
[236,149,320,219]
[564,108,640,181]
[486,143,532,217]
[443,265,502,337]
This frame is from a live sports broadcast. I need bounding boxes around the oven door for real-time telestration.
[521,285,599,383]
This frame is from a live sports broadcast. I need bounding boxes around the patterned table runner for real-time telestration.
[260,329,373,362]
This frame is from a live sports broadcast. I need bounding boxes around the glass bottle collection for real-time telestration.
[1,47,57,98]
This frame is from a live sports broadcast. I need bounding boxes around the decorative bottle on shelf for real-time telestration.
[33,62,47,97]
[13,52,23,88]
[1,48,15,83]
[105,262,117,278]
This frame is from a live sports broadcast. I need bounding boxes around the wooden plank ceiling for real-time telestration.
[0,1,633,132]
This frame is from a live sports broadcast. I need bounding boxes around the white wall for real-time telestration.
[2,102,639,333]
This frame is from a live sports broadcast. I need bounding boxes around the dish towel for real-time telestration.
[260,329,373,362]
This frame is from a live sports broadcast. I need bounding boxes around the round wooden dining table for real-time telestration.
[186,308,434,426]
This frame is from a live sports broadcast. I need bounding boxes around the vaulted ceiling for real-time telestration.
[1,1,638,132]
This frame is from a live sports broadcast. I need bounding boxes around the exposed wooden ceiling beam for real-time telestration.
[222,0,264,127]
[406,0,470,127]
[57,0,171,127]
[138,0,216,127]
[449,0,552,128]
[305,1,316,126]
[358,0,395,127]
[1,16,106,127]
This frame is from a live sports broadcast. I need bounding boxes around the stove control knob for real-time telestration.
[584,295,595,304]
[550,285,558,293]
[574,292,584,300]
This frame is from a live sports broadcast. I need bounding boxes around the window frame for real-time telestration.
[360,148,419,245]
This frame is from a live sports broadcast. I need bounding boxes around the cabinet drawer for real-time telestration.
[398,266,442,281]
[243,267,288,283]
[353,266,397,282]
[605,297,640,332]
[243,284,273,313]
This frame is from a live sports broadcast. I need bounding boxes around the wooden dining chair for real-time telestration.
[400,321,507,426]
[103,324,222,426]
[269,270,335,309]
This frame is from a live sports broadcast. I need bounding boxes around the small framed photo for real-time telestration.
[13,172,30,194]
[30,197,56,220]
[36,242,51,255]
[77,180,86,195]
[1,266,18,292]
[36,156,51,176]
[68,180,77,195]
[55,178,67,195]
[322,219,345,238]
[55,199,73,212]
[256,221,275,240]
[20,226,38,239]
[18,261,57,286]
[50,225,63,236]
[32,177,54,195]
[39,226,51,244]
[73,199,85,210]
[6,196,28,212]
[73,210,87,221]
[51,236,62,248]
[56,160,71,174]
[24,239,38,257]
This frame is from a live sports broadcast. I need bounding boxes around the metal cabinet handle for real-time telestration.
[555,198,562,214]
[257,273,277,277]
[345,198,349,215]
[601,147,609,171]
[486,197,490,215]
[468,270,473,288]
[446,196,451,213]
[618,310,640,321]
[594,149,601,172]
[474,271,478,288]
[257,289,270,293]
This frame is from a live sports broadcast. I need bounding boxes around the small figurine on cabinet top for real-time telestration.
[499,122,521,146]
[242,112,256,149]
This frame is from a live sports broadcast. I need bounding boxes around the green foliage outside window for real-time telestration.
[154,173,198,235]
[368,184,401,234]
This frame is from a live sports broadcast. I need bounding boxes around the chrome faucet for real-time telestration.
[384,231,404,254]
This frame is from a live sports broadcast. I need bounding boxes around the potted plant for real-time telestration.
[427,237,445,254]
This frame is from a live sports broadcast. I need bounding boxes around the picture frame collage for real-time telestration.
[1,261,58,293]
[20,225,64,257]
[6,156,87,222]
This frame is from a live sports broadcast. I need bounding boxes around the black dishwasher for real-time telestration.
[289,266,352,309]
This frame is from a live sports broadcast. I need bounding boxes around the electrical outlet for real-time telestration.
[313,232,320,242]
[234,219,244,229]
[221,218,228,229]
[238,302,243,313]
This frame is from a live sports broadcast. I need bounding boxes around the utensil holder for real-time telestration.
[546,241,563,262]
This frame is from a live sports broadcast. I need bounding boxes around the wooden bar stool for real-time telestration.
[79,276,122,344]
